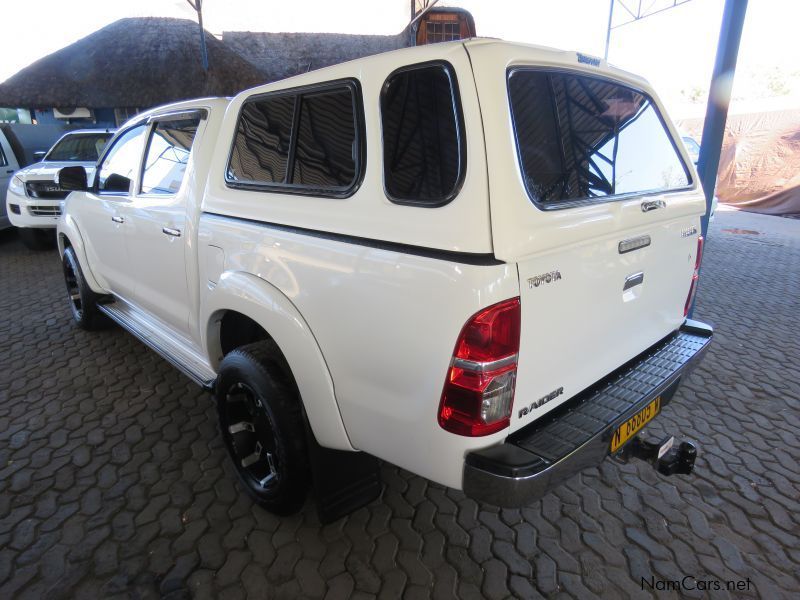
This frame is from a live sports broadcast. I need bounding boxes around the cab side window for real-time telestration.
[141,118,201,195]
[0,144,7,167]
[96,124,147,195]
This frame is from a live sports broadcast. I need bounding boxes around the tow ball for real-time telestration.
[614,436,697,476]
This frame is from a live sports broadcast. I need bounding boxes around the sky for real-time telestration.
[1,0,798,118]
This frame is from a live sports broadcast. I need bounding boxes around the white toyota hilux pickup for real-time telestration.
[56,39,712,521]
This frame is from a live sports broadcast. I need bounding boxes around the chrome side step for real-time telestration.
[98,301,217,389]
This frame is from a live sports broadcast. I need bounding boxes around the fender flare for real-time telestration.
[203,270,354,451]
[57,214,105,294]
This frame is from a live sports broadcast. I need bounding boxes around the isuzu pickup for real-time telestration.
[56,39,712,520]
[7,129,113,248]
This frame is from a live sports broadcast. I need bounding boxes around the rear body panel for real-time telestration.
[465,40,706,433]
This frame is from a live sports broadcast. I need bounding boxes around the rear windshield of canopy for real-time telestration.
[46,133,113,162]
[508,70,690,207]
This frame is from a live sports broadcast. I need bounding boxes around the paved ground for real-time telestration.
[1,210,798,599]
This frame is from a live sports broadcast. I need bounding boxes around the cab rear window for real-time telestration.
[508,69,690,208]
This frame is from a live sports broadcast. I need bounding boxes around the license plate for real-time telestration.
[610,396,661,453]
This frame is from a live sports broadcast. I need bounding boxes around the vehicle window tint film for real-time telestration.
[290,88,357,188]
[382,64,462,205]
[228,95,295,184]
[141,118,200,195]
[97,124,148,194]
[509,70,690,206]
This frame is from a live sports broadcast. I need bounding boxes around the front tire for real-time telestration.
[216,341,309,515]
[19,227,56,250]
[62,245,108,330]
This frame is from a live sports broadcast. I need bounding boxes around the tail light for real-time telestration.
[684,235,704,316]
[438,298,521,436]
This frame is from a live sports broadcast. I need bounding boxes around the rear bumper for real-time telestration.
[463,319,713,507]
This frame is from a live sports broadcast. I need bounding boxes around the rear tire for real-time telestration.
[216,341,309,515]
[19,227,56,250]
[62,245,108,330]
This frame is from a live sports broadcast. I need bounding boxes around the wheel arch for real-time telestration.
[57,215,105,293]
[204,271,354,452]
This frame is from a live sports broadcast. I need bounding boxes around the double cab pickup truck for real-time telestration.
[56,39,712,520]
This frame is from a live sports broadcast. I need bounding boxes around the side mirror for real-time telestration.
[56,166,88,192]
[104,173,131,193]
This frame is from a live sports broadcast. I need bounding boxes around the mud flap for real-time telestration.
[304,419,382,524]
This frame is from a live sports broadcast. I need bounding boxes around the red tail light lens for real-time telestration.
[438,298,521,436]
[684,235,704,317]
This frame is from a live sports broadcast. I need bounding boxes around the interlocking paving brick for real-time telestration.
[1,210,799,598]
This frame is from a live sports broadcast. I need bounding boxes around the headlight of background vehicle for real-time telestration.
[8,175,25,196]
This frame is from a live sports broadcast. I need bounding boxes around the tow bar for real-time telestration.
[614,436,697,476]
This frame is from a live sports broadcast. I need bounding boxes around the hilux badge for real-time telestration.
[681,226,698,238]
[528,270,562,289]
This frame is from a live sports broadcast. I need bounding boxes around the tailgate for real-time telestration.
[466,43,707,433]
[512,212,701,432]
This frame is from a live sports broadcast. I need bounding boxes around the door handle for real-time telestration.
[162,227,181,237]
[111,215,124,223]
[641,199,666,212]
[623,272,645,291]
[5,169,13,174]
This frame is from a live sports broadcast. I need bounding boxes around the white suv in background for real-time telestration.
[6,129,113,249]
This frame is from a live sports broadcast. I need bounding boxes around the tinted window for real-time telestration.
[97,125,147,194]
[381,63,463,206]
[228,95,294,184]
[45,133,112,162]
[0,145,6,167]
[141,118,200,194]
[291,89,357,188]
[508,70,690,206]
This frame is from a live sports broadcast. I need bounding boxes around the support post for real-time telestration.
[604,0,615,60]
[690,0,747,317]
[696,0,748,239]
[197,0,209,71]
[186,0,209,71]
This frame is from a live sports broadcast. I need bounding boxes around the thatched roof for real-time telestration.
[0,18,267,108]
[222,31,410,83]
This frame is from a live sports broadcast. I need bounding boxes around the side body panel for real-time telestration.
[198,214,520,487]
[195,42,510,483]
[75,190,137,299]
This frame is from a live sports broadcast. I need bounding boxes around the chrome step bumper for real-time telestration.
[463,319,713,507]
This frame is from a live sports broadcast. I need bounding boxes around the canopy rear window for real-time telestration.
[508,69,690,208]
